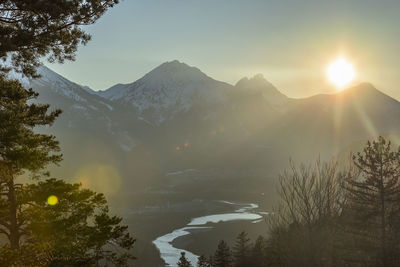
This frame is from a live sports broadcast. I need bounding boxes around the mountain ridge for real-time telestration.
[5,60,400,194]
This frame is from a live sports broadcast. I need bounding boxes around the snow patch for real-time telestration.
[166,169,197,176]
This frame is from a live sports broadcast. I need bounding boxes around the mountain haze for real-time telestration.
[12,60,400,193]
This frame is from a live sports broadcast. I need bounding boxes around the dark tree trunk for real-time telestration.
[8,179,19,249]
[379,161,387,267]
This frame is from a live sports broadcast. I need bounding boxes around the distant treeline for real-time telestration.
[178,136,400,267]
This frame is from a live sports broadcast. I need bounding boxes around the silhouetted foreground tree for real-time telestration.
[0,1,133,265]
[193,234,268,267]
[214,240,232,267]
[343,137,400,267]
[26,179,135,266]
[0,76,62,249]
[178,252,193,267]
[251,236,267,267]
[232,231,251,267]
[197,254,209,267]
[0,78,135,265]
[0,179,135,266]
[0,0,119,77]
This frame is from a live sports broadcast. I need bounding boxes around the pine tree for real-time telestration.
[232,231,251,267]
[0,0,119,77]
[0,76,62,249]
[177,252,193,267]
[344,136,400,266]
[214,240,232,267]
[251,236,267,267]
[197,254,209,267]
[208,255,215,267]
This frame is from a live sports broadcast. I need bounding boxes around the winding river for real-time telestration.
[152,201,264,266]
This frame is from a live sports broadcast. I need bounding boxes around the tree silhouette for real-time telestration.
[0,0,119,77]
[344,137,400,266]
[251,236,267,267]
[197,254,209,267]
[214,240,232,267]
[232,231,251,267]
[26,179,135,266]
[0,76,61,249]
[267,159,343,267]
[177,252,192,267]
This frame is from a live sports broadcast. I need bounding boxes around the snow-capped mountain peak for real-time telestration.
[97,60,233,124]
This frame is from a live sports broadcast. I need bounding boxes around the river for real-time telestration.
[152,201,265,266]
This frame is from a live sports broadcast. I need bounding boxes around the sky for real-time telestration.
[46,0,400,99]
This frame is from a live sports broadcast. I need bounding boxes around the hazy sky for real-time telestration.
[46,0,400,99]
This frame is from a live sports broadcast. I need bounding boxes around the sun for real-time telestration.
[326,57,356,89]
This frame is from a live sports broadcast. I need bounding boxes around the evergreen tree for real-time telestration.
[25,178,135,266]
[232,231,251,267]
[0,0,119,77]
[197,254,209,267]
[0,178,135,266]
[251,236,267,267]
[0,76,62,249]
[344,137,400,266]
[177,252,193,267]
[214,240,232,267]
[208,255,215,267]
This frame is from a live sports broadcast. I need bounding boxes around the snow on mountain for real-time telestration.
[7,65,119,115]
[31,66,90,102]
[98,60,233,124]
[2,58,88,103]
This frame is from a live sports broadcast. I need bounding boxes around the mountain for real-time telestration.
[27,66,134,148]
[8,66,147,192]
[235,74,288,106]
[97,60,233,124]
[258,83,400,162]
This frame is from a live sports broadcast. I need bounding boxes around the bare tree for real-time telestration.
[267,159,344,267]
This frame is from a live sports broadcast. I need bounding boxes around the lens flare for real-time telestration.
[47,195,59,206]
[74,164,121,196]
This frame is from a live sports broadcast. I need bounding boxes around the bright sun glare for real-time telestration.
[326,57,356,89]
